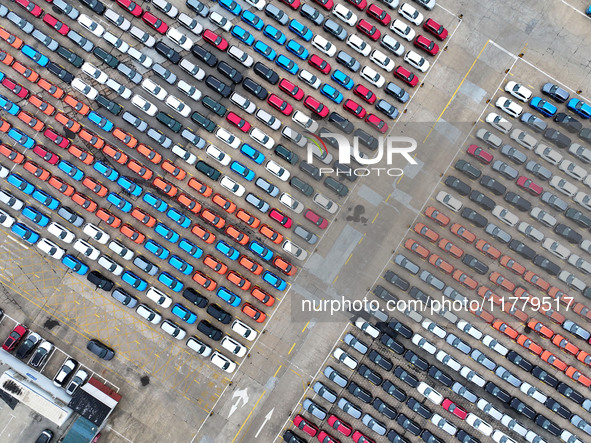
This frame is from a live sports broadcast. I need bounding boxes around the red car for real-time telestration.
[293,415,318,437]
[241,303,266,323]
[424,18,448,40]
[203,29,229,51]
[365,114,388,133]
[15,0,43,17]
[347,0,366,10]
[44,128,70,149]
[327,415,352,437]
[516,176,543,195]
[304,96,329,118]
[312,0,333,10]
[280,0,301,10]
[142,11,168,34]
[269,208,292,228]
[267,94,293,115]
[116,0,143,16]
[366,4,390,25]
[2,77,28,99]
[304,209,328,229]
[394,66,419,87]
[279,78,304,100]
[442,399,467,420]
[308,54,331,74]
[414,35,439,55]
[33,144,59,164]
[352,431,375,443]
[467,144,493,164]
[316,431,340,443]
[356,19,380,41]
[42,13,69,35]
[343,99,367,119]
[226,112,251,132]
[2,324,28,351]
[353,84,376,104]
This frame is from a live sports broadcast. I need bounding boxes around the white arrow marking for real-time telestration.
[254,408,274,438]
[228,388,249,418]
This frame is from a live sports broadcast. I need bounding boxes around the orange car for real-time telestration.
[161,160,186,180]
[475,240,501,260]
[137,143,162,164]
[547,286,573,307]
[212,193,236,213]
[493,320,519,340]
[203,255,228,274]
[527,319,554,340]
[405,238,429,259]
[177,193,202,214]
[120,224,146,244]
[450,223,475,243]
[503,304,528,323]
[414,222,439,243]
[191,223,215,244]
[54,112,80,133]
[64,94,90,116]
[489,272,515,292]
[470,305,494,324]
[552,334,579,356]
[127,160,153,180]
[28,94,55,116]
[499,255,525,276]
[425,206,450,226]
[68,144,94,165]
[0,117,10,132]
[23,160,50,181]
[48,176,74,196]
[242,303,266,323]
[112,127,137,148]
[95,208,121,228]
[82,177,108,197]
[188,178,213,197]
[540,350,567,371]
[0,50,14,66]
[103,144,128,165]
[566,366,591,388]
[477,286,503,306]
[513,286,533,301]
[260,224,283,244]
[12,61,39,83]
[225,225,249,245]
[238,255,263,275]
[192,270,217,291]
[273,256,295,276]
[437,238,463,259]
[0,27,23,49]
[236,209,260,228]
[452,270,477,290]
[428,254,453,274]
[0,143,24,163]
[251,286,275,307]
[227,271,251,290]
[37,77,63,98]
[71,192,98,213]
[516,334,543,356]
[539,307,565,325]
[523,271,550,292]
[152,176,178,197]
[577,350,591,366]
[17,110,44,131]
[201,208,225,229]
[131,208,156,228]
[79,128,104,149]
[573,303,591,322]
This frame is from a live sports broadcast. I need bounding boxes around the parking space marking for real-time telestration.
[231,390,266,443]
[287,343,296,355]
[560,0,590,18]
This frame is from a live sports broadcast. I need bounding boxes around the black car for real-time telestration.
[93,46,118,68]
[535,414,562,437]
[16,332,40,359]
[554,223,582,244]
[347,381,372,403]
[485,381,510,404]
[299,162,321,180]
[282,430,305,443]
[407,397,432,419]
[541,191,567,212]
[510,398,536,420]
[508,240,536,260]
[354,128,379,150]
[409,287,431,305]
[500,144,527,164]
[394,366,419,388]
[242,77,268,100]
[197,320,222,341]
[372,397,397,420]
[333,161,356,182]
[384,271,409,291]
[290,176,314,196]
[368,350,392,371]
[205,75,232,98]
[206,304,232,324]
[202,96,227,117]
[47,62,74,83]
[455,159,481,180]
[57,46,84,68]
[388,319,413,339]
[329,112,355,134]
[507,350,533,372]
[428,366,453,387]
[542,82,570,102]
[444,175,471,196]
[182,288,208,308]
[35,430,53,443]
[373,285,397,303]
[253,61,279,85]
[456,430,481,443]
[388,430,411,443]
[532,255,560,276]
[191,111,216,132]
[380,333,405,354]
[87,271,114,290]
[87,339,114,360]
[532,366,559,387]
[358,364,383,385]
[565,207,591,228]
[545,397,572,419]
[396,413,421,436]
[382,380,407,402]
[558,382,584,404]
[157,112,182,133]
[324,176,349,195]
[544,128,571,149]
[195,160,221,180]
[579,128,591,143]
[504,192,531,212]
[461,207,487,227]
[469,190,495,211]
[555,112,582,132]
[78,0,105,14]
[274,144,298,164]
[95,94,123,116]
[217,61,243,84]
[155,41,181,64]
[462,254,488,275]
[421,430,443,443]
[480,175,506,195]
[191,44,217,67]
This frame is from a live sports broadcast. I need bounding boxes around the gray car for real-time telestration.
[324,366,347,388]
[265,3,289,25]
[446,334,471,354]
[385,82,410,103]
[541,192,567,212]
[118,63,142,84]
[313,381,337,403]
[122,111,148,132]
[485,223,512,244]
[54,0,80,18]
[337,397,362,419]
[300,3,324,25]
[111,288,138,307]
[492,160,519,180]
[7,11,34,33]
[324,19,347,40]
[255,177,280,197]
[500,144,527,164]
[521,112,547,132]
[32,29,59,51]
[563,320,591,341]
[58,207,84,227]
[419,270,444,291]
[452,382,478,403]
[336,50,360,72]
[245,193,270,213]
[153,63,177,85]
[362,413,387,436]
[525,160,552,181]
[294,225,318,244]
[471,349,496,371]
[67,30,94,51]
[344,333,368,354]
[290,176,314,196]
[133,256,159,276]
[303,398,327,420]
[395,254,419,274]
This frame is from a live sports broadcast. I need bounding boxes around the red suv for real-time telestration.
[343,99,367,119]
[279,78,304,100]
[308,54,331,74]
[356,19,380,40]
[424,18,448,40]
[226,112,251,132]
[304,96,329,118]
[203,29,229,51]
[2,324,28,351]
[142,11,168,34]
[304,209,328,229]
[267,94,293,115]
[116,0,142,16]
[353,84,376,104]
[366,4,390,25]
[394,66,419,87]
[414,35,439,55]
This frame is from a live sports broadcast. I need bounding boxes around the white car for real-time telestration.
[298,69,321,89]
[81,62,108,84]
[476,399,503,421]
[282,240,308,261]
[220,176,246,197]
[127,46,153,68]
[250,128,275,150]
[333,4,357,26]
[549,176,578,197]
[0,164,9,179]
[466,413,493,437]
[333,347,358,369]
[535,144,562,165]
[108,240,134,261]
[186,337,212,356]
[421,319,445,338]
[371,49,396,72]
[360,66,385,87]
[482,334,508,356]
[313,193,338,214]
[281,126,307,148]
[54,358,77,387]
[0,190,23,211]
[104,8,131,31]
[279,192,304,213]
[47,222,75,243]
[146,287,172,308]
[71,78,98,100]
[165,95,191,118]
[570,143,591,163]
[492,205,519,226]
[216,127,241,149]
[153,0,178,18]
[457,320,482,339]
[381,34,405,56]
[221,336,247,358]
[206,144,231,166]
[501,415,527,438]
[398,2,423,25]
[265,160,290,181]
[245,0,265,10]
[131,94,159,117]
[436,191,462,212]
[209,11,232,32]
[210,351,237,373]
[559,270,586,291]
[179,58,205,81]
[73,239,100,260]
[82,223,110,244]
[312,34,337,57]
[177,12,203,36]
[0,208,14,228]
[231,319,257,341]
[485,112,512,133]
[495,97,523,118]
[390,19,415,41]
[36,238,65,259]
[166,27,193,50]
[436,350,462,372]
[404,50,429,72]
[293,110,319,133]
[431,414,457,436]
[530,207,557,228]
[412,334,437,354]
[105,78,132,99]
[172,144,196,165]
[102,31,129,53]
[559,160,587,181]
[542,238,571,260]
[141,78,168,101]
[256,109,282,131]
[176,80,202,101]
[230,92,256,114]
[510,129,537,150]
[568,254,591,274]
[354,317,379,338]
[505,81,532,102]
[77,14,105,37]
[515,224,541,244]
[98,255,123,276]
[160,320,186,340]
[130,25,156,47]
[347,34,371,56]
[520,382,547,404]
[417,382,443,404]
[459,366,486,387]
[136,304,162,324]
[228,45,254,68]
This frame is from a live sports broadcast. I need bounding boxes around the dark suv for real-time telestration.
[195,161,221,180]
[207,304,232,324]
[205,75,232,97]
[290,176,314,196]
[87,271,114,290]
[93,46,118,68]
[254,62,279,85]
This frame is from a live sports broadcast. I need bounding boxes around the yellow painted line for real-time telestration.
[423,40,491,143]
[231,390,266,443]
[345,253,353,265]
[332,275,339,284]
[288,342,296,355]
[274,365,282,377]
[301,322,309,333]
[385,193,391,203]
[371,212,379,224]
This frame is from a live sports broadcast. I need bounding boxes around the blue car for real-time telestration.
[11,222,40,244]
[158,272,184,292]
[58,161,84,181]
[276,55,299,75]
[167,208,191,228]
[216,286,241,307]
[288,19,313,41]
[117,176,143,196]
[320,83,344,104]
[171,303,197,324]
[32,189,60,210]
[0,70,4,82]
[286,40,309,60]
[62,254,88,275]
[332,70,354,90]
[241,10,264,30]
[263,25,286,45]
[178,238,203,259]
[0,94,20,115]
[254,40,277,61]
[231,25,255,46]
[262,271,287,291]
[22,206,50,227]
[240,144,265,164]
[168,255,193,275]
[249,241,273,261]
[215,240,240,260]
[529,96,557,117]
[107,192,132,212]
[144,239,170,259]
[121,271,148,291]
[21,45,49,67]
[155,222,180,243]
[7,173,35,194]
[87,111,114,132]
[567,98,591,119]
[93,161,119,181]
[230,161,255,181]
[219,0,241,15]
[143,192,168,212]
[7,128,34,149]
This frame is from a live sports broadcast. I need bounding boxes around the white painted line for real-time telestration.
[105,425,134,443]
[0,414,14,437]
[560,0,590,19]
[6,235,29,250]
[436,0,460,17]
